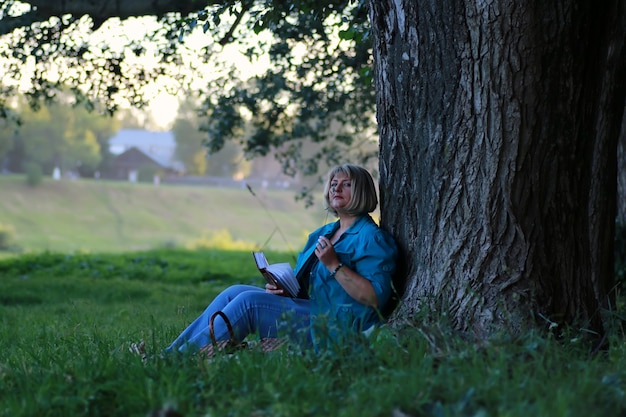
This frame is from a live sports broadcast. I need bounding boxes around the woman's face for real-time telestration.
[329,172,353,213]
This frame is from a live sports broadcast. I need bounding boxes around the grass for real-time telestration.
[0,175,328,255]
[1,249,626,417]
[2,175,626,416]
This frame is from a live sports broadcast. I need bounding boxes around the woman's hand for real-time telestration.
[315,235,379,307]
[315,236,339,267]
[265,282,286,296]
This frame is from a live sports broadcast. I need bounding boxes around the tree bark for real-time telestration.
[618,106,626,225]
[370,0,626,338]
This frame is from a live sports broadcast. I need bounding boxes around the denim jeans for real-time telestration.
[164,284,311,354]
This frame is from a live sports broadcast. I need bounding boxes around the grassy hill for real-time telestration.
[0,175,328,255]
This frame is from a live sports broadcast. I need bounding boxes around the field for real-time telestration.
[0,175,328,255]
[1,249,626,417]
[1,175,626,417]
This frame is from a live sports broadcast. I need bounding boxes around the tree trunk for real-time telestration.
[370,0,626,338]
[618,107,626,225]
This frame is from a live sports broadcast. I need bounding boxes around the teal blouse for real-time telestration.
[293,214,398,347]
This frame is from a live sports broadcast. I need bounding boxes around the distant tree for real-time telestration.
[172,117,207,175]
[0,117,15,171]
[0,83,19,169]
[205,141,250,178]
[172,96,249,177]
[114,108,146,130]
[10,103,67,173]
[71,103,119,176]
[70,130,101,175]
[2,95,116,175]
[22,160,42,186]
[0,223,16,250]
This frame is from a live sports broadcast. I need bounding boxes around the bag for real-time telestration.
[201,310,248,357]
[257,336,287,352]
[201,310,287,358]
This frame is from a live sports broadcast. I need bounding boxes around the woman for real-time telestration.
[159,164,398,354]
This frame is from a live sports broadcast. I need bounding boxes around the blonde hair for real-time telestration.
[323,164,378,216]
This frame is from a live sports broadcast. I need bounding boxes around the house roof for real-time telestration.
[114,147,165,169]
[109,129,184,172]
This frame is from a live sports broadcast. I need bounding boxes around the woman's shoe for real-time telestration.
[129,340,148,362]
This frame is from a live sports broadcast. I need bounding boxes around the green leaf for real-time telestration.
[338,29,355,40]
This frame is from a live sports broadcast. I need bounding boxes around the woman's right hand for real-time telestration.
[265,283,286,296]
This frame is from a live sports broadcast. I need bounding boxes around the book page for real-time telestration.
[253,252,299,297]
[267,263,299,297]
[253,252,269,269]
[253,252,282,289]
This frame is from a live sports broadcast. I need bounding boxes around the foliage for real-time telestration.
[1,249,626,417]
[172,98,250,177]
[136,163,161,183]
[197,0,379,184]
[0,223,16,250]
[23,160,42,186]
[0,0,378,199]
[0,94,117,176]
[0,107,17,164]
[187,228,257,251]
[172,116,208,175]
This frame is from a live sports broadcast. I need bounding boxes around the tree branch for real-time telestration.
[17,0,206,19]
[0,0,211,35]
[0,9,44,36]
[218,2,250,46]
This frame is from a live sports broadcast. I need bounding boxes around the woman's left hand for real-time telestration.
[265,283,286,296]
[315,236,337,266]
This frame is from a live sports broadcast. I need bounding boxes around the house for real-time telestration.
[107,129,185,181]
[110,147,167,182]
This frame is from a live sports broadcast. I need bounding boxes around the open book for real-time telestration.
[252,252,300,298]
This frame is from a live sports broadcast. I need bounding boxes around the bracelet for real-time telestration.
[330,263,344,277]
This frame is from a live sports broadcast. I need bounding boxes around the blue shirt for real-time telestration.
[293,214,398,347]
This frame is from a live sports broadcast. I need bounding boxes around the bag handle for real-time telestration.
[209,310,237,347]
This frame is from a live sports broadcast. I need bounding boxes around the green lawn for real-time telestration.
[0,249,625,417]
